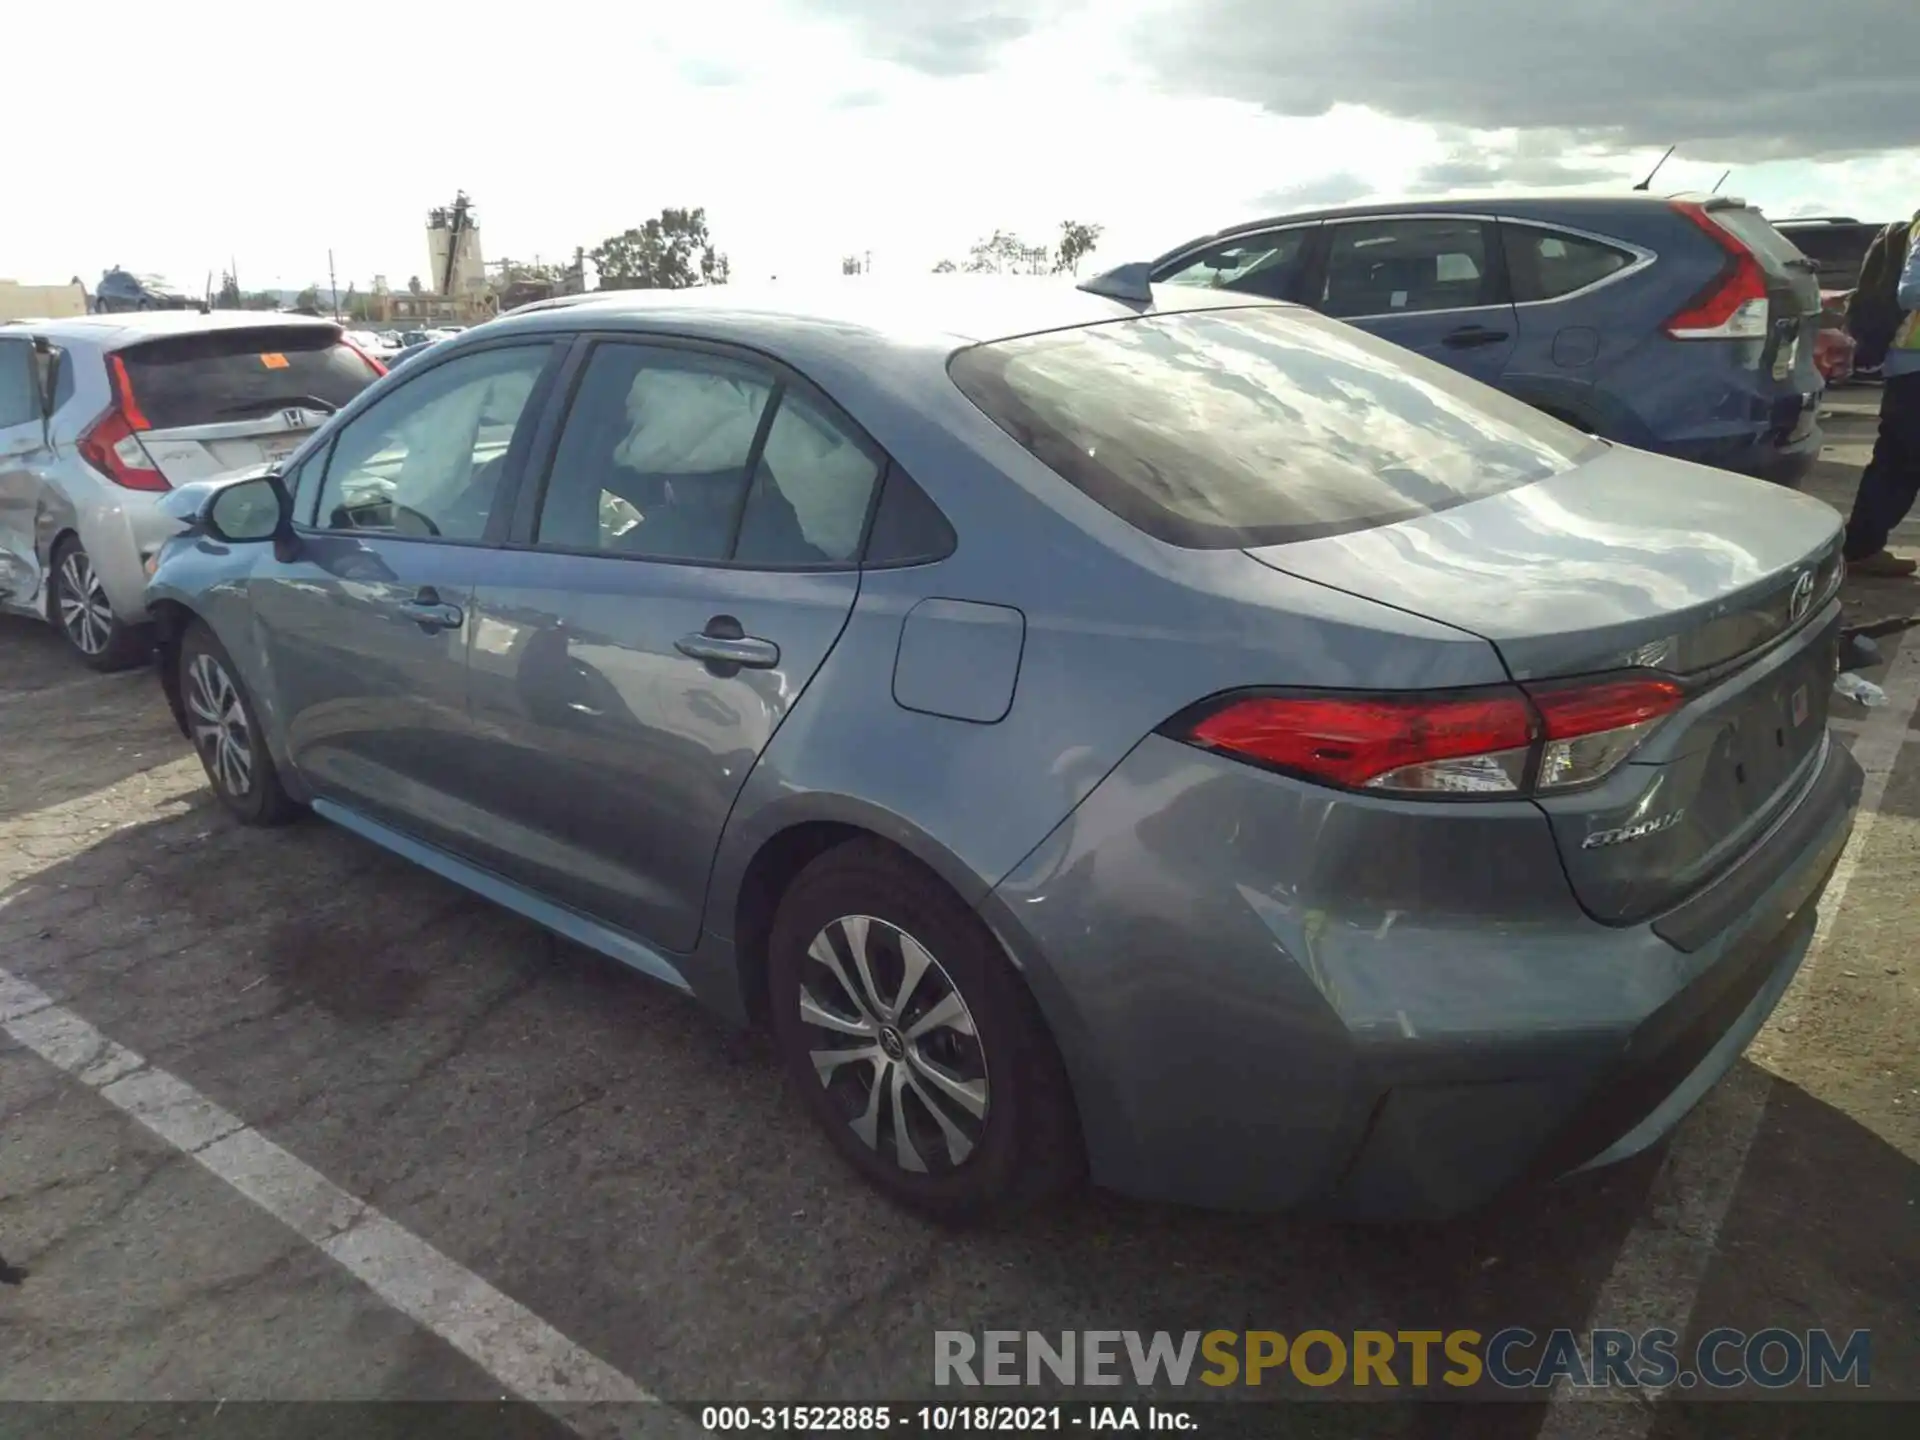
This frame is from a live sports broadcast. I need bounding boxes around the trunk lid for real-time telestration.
[136,409,331,486]
[113,323,380,487]
[1246,448,1845,923]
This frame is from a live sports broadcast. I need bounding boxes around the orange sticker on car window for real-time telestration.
[260,352,290,369]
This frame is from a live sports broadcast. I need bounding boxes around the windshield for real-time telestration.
[117,326,381,429]
[947,304,1600,548]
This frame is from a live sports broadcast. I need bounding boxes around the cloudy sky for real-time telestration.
[9,0,1919,296]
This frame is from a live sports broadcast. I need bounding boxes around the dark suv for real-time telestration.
[1154,193,1826,486]
[1772,217,1886,292]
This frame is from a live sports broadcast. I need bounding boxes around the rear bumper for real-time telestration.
[73,481,176,622]
[1670,420,1824,489]
[985,730,1862,1219]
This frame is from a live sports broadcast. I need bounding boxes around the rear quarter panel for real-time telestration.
[703,340,1507,954]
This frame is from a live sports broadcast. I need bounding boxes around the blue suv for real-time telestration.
[1153,193,1826,486]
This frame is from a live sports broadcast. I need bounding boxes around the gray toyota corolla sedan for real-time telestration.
[143,275,1861,1222]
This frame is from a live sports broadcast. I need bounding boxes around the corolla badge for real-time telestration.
[1582,810,1685,850]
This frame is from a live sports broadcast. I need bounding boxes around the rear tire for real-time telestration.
[177,621,300,826]
[49,537,149,672]
[767,840,1082,1223]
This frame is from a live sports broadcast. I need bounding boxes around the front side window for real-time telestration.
[1321,219,1497,317]
[314,344,552,541]
[536,343,883,567]
[948,305,1598,549]
[1158,229,1313,302]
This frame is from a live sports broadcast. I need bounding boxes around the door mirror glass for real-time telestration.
[205,476,289,543]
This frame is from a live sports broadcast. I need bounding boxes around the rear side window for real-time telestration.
[1321,219,1498,316]
[117,327,381,430]
[1504,225,1636,302]
[948,306,1597,549]
[1158,228,1314,302]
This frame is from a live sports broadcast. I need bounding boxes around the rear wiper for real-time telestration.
[212,394,340,419]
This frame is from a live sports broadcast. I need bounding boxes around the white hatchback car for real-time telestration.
[0,312,383,667]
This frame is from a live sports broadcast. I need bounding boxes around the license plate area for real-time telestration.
[1709,625,1836,804]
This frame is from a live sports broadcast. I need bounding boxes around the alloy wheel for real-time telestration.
[798,915,991,1175]
[56,550,114,656]
[185,652,255,799]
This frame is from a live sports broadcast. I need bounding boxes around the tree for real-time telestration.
[1052,220,1104,276]
[958,230,1054,275]
[215,272,241,309]
[931,258,958,274]
[294,286,320,312]
[589,207,730,290]
[841,254,863,275]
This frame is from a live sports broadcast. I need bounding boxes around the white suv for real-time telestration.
[0,313,383,668]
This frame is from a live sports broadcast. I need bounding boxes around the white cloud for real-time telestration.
[3,0,1915,294]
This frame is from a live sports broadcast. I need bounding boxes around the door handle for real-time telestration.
[1442,326,1509,349]
[676,632,780,669]
[402,588,463,633]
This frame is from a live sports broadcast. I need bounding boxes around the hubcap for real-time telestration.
[798,915,990,1175]
[185,652,254,799]
[56,550,114,656]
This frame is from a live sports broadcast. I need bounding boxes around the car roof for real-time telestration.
[1155,189,1742,260]
[484,275,1279,351]
[29,310,342,347]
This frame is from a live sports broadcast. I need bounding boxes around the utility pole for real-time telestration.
[328,250,340,320]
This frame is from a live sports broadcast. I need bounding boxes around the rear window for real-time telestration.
[117,327,381,430]
[947,306,1599,548]
[1709,208,1809,273]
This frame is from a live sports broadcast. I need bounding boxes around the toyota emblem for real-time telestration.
[1789,569,1815,621]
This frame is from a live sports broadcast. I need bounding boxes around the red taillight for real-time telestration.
[1666,201,1770,340]
[1179,674,1687,798]
[77,407,169,492]
[1530,676,1685,792]
[1187,691,1536,795]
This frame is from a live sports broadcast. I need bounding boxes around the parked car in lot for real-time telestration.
[1155,193,1827,486]
[0,313,384,668]
[1771,216,1886,292]
[145,280,1860,1221]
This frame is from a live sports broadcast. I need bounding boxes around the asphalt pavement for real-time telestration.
[1,394,1915,1436]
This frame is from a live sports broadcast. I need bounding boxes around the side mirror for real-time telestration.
[204,475,293,544]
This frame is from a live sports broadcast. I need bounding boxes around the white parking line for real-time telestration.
[1538,639,1920,1437]
[0,968,683,1436]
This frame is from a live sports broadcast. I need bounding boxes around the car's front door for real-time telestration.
[462,337,886,952]
[1313,216,1519,385]
[244,340,562,852]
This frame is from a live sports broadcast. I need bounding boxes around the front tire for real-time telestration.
[178,622,299,826]
[49,537,148,672]
[768,841,1082,1223]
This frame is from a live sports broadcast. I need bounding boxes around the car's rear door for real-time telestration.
[460,335,885,953]
[1311,215,1519,385]
[243,338,565,854]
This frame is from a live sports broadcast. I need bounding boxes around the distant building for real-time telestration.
[0,278,88,322]
[426,193,488,301]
